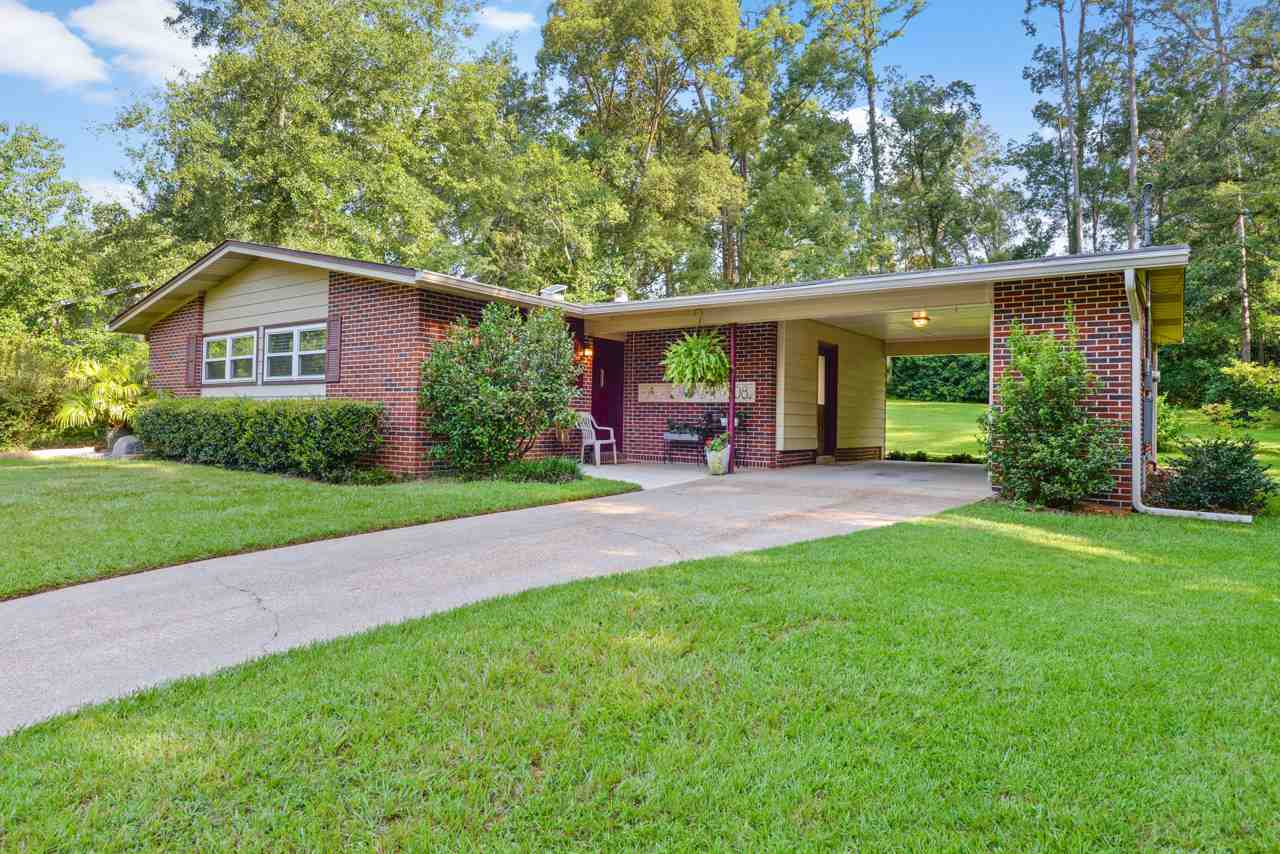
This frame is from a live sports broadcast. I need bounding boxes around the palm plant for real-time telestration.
[55,355,149,432]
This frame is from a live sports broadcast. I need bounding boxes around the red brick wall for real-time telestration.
[327,275,590,475]
[991,271,1133,504]
[146,295,203,397]
[623,323,778,467]
[327,274,436,475]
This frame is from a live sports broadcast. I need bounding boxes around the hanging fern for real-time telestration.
[661,330,729,395]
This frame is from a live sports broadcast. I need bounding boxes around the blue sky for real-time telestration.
[1,0,1058,206]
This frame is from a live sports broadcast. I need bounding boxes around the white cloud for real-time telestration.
[69,0,211,84]
[841,106,871,136]
[477,6,537,32]
[80,178,136,208]
[0,0,108,88]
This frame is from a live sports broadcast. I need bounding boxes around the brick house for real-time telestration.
[110,240,1188,507]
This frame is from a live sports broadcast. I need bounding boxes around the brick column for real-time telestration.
[991,272,1133,505]
[146,295,203,397]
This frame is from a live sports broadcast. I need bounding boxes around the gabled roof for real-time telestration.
[110,239,1190,340]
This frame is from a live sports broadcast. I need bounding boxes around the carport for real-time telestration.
[576,244,1188,506]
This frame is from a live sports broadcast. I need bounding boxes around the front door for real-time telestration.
[591,339,624,454]
[818,342,838,456]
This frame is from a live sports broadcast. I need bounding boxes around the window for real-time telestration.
[204,332,256,382]
[265,324,327,380]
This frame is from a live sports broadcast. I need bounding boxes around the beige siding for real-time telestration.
[776,320,885,452]
[203,260,328,333]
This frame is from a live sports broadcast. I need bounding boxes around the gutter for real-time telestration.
[1123,268,1252,524]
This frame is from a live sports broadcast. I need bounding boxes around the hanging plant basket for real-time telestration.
[661,330,729,397]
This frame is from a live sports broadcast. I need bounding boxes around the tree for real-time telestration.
[121,0,471,267]
[1151,0,1258,360]
[810,0,926,196]
[539,0,743,296]
[883,76,980,268]
[420,303,581,475]
[0,124,94,333]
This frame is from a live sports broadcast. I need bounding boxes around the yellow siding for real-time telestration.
[777,320,886,452]
[203,260,328,333]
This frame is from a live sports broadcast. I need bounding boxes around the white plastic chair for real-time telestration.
[578,412,618,465]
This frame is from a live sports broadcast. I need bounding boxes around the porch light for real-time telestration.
[911,310,930,329]
[580,343,594,359]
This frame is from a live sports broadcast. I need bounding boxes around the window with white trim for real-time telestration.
[264,323,327,380]
[203,332,256,382]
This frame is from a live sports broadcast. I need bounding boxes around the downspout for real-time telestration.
[1124,268,1252,523]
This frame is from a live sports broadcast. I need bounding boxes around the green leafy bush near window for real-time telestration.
[980,310,1125,509]
[495,456,583,483]
[1148,437,1277,514]
[135,398,383,482]
[420,303,580,477]
[1208,360,1280,424]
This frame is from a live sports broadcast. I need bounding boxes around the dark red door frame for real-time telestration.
[818,341,838,457]
[591,338,625,454]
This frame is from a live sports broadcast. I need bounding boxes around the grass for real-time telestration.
[888,399,1280,473]
[2,497,1277,849]
[1165,407,1280,471]
[886,398,986,457]
[0,458,637,601]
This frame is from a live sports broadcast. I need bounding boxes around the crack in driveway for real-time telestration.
[214,575,281,652]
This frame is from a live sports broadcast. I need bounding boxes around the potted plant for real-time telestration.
[662,330,734,470]
[661,330,729,398]
[705,432,732,475]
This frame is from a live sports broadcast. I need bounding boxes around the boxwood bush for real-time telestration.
[135,397,383,482]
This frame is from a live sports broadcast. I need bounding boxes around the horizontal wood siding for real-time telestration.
[777,320,885,454]
[203,260,328,332]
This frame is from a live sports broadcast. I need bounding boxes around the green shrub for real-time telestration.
[1149,437,1277,514]
[980,310,1125,509]
[943,452,979,463]
[886,449,908,461]
[495,456,583,483]
[887,354,989,402]
[1155,394,1190,452]
[1209,360,1280,424]
[421,303,580,477]
[135,397,383,482]
[909,450,930,462]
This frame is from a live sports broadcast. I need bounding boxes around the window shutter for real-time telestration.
[325,316,342,383]
[186,334,200,386]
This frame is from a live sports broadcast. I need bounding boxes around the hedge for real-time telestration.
[134,397,383,482]
[887,354,989,403]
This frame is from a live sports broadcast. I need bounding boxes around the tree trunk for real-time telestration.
[865,58,882,195]
[1125,0,1139,249]
[1058,0,1084,254]
[1208,0,1251,360]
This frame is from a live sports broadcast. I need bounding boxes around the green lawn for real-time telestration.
[886,398,987,456]
[888,399,1280,473]
[1166,407,1280,471]
[3,497,1277,849]
[0,458,636,601]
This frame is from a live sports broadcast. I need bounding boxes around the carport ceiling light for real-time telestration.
[911,310,929,328]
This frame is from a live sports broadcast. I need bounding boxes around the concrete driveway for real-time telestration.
[0,462,989,734]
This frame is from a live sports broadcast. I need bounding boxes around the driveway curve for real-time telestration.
[0,462,989,733]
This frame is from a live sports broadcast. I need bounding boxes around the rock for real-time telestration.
[111,435,144,458]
